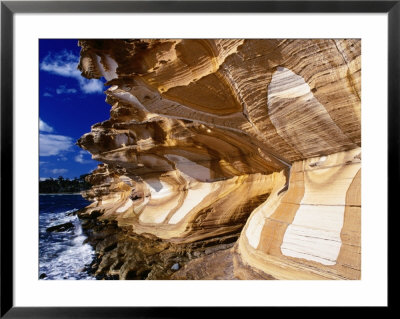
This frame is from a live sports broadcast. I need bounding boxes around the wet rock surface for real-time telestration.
[46,222,74,232]
[79,210,238,279]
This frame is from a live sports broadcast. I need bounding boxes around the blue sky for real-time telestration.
[39,39,110,180]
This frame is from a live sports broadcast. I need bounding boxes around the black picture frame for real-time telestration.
[1,0,394,317]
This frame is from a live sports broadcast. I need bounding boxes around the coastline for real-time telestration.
[39,193,96,279]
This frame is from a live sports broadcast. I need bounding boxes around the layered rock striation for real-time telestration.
[77,39,361,280]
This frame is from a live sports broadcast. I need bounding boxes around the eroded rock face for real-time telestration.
[234,148,361,279]
[77,39,361,280]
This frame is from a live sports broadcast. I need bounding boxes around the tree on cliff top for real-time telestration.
[39,174,91,193]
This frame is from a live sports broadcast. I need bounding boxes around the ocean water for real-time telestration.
[39,194,96,280]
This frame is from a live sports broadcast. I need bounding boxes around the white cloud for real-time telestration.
[40,177,49,181]
[56,85,77,94]
[51,168,68,175]
[79,79,104,94]
[39,133,74,156]
[40,50,104,94]
[40,50,81,78]
[43,92,53,97]
[39,118,54,133]
[75,150,92,163]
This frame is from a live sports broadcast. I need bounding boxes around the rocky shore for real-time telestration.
[76,39,361,280]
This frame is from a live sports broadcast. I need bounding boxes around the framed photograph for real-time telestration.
[1,0,394,316]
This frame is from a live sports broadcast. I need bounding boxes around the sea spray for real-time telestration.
[39,194,96,280]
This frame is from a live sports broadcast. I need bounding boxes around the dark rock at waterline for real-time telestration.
[46,222,74,232]
[66,211,78,216]
[39,273,47,279]
[79,210,103,220]
[95,274,119,280]
[84,254,102,275]
[80,217,239,280]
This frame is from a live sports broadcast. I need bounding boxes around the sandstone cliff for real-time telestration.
[76,39,361,280]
